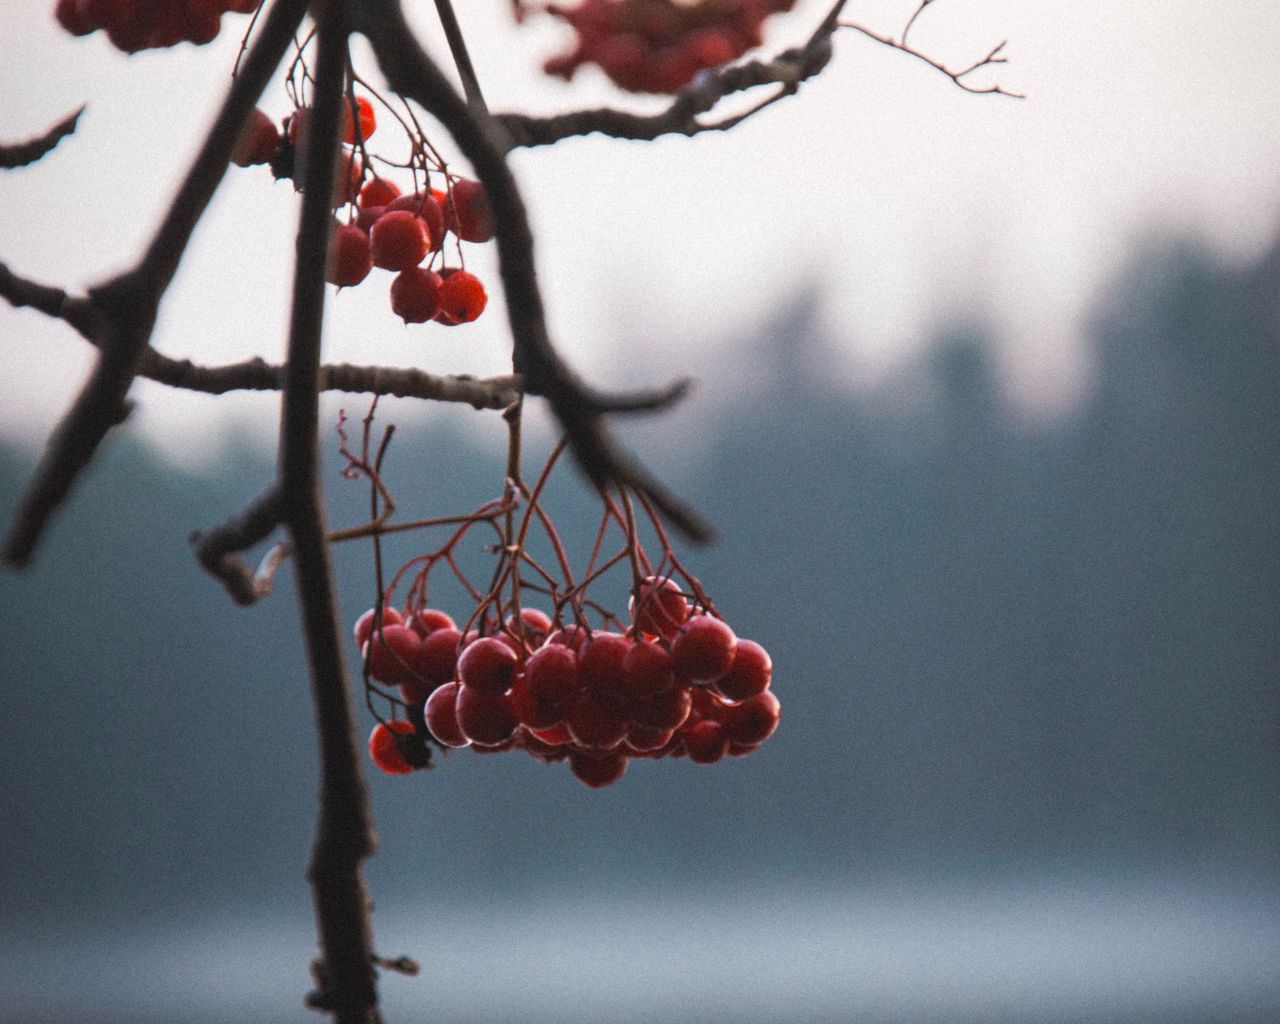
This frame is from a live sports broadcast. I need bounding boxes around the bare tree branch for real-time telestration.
[146,353,526,407]
[0,106,84,169]
[282,8,380,1023]
[1,259,521,407]
[1,0,312,569]
[356,0,713,543]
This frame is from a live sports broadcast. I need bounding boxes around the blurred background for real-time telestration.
[1,0,1278,1021]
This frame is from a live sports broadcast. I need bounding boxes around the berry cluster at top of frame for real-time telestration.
[55,0,260,51]
[531,0,796,93]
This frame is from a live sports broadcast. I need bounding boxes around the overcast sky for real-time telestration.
[2,0,1279,464]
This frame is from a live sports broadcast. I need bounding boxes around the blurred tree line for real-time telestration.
[1,235,1276,929]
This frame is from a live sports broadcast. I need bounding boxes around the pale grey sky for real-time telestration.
[3,0,1279,461]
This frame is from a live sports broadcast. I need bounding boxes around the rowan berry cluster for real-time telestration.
[536,0,795,93]
[361,581,779,788]
[231,91,493,326]
[54,0,259,52]
[341,426,780,790]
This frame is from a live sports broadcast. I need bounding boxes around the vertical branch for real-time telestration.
[281,5,379,1023]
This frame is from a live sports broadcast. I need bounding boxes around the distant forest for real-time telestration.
[2,236,1277,928]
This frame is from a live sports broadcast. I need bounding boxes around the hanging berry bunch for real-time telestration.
[529,0,797,93]
[55,0,261,52]
[342,412,780,789]
[227,41,494,326]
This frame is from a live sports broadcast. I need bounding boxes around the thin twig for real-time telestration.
[0,106,85,169]
[841,0,1024,99]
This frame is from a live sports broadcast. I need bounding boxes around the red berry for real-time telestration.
[505,608,553,650]
[363,623,423,684]
[370,210,429,271]
[455,686,518,746]
[231,108,280,167]
[327,223,373,287]
[522,729,570,764]
[409,608,457,638]
[529,722,573,746]
[413,627,463,686]
[355,205,386,234]
[438,269,487,323]
[390,267,442,323]
[578,631,631,701]
[471,736,519,754]
[341,96,377,144]
[353,605,404,648]
[592,34,650,90]
[671,614,737,682]
[647,44,701,93]
[399,677,431,708]
[683,28,737,71]
[720,689,781,746]
[525,643,580,703]
[387,193,445,251]
[444,179,495,243]
[682,718,728,764]
[368,719,416,775]
[630,576,690,638]
[632,685,693,731]
[458,636,521,695]
[565,690,628,749]
[624,723,674,753]
[622,637,675,699]
[569,749,629,788]
[510,674,569,729]
[358,177,400,209]
[184,0,223,45]
[712,639,772,702]
[424,682,469,747]
[543,624,590,653]
[55,0,97,35]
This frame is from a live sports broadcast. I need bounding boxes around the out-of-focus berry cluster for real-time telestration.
[55,0,260,52]
[538,0,796,93]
